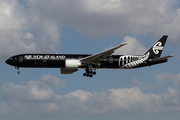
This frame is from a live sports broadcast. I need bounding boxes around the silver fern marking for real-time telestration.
[119,52,150,69]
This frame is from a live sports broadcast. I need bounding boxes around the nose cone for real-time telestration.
[5,59,10,64]
[5,58,13,65]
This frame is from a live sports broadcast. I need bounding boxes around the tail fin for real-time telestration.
[145,35,168,59]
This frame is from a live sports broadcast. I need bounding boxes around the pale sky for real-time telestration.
[0,0,180,120]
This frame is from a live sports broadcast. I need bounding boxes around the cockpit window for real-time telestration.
[9,58,13,60]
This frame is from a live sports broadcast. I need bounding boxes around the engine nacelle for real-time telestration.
[65,59,81,68]
[61,68,78,74]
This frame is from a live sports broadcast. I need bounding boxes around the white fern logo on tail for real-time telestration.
[153,42,163,54]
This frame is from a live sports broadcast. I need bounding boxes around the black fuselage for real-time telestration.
[6,54,119,68]
[5,54,167,69]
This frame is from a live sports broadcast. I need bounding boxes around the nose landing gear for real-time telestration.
[83,69,96,78]
[15,66,20,74]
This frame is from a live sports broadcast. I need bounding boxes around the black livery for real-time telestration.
[6,35,173,77]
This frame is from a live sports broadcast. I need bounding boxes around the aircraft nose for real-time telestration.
[5,58,12,65]
[5,59,10,64]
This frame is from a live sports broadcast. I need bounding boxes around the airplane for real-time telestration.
[6,35,173,78]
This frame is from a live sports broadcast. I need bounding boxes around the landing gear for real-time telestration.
[83,69,96,78]
[15,66,20,74]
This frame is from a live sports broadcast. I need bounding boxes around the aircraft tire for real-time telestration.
[83,73,86,76]
[89,74,93,78]
[86,73,90,77]
[93,72,96,75]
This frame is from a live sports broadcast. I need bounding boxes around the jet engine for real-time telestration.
[61,68,78,74]
[65,59,82,68]
[60,59,82,74]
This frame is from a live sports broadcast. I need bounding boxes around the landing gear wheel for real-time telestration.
[83,69,96,78]
[86,73,90,77]
[15,66,20,74]
[83,73,86,76]
[92,72,96,75]
[89,74,93,78]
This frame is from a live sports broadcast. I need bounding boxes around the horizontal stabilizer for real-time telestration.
[149,55,174,62]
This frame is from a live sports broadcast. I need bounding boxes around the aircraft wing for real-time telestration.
[149,55,174,62]
[80,43,127,63]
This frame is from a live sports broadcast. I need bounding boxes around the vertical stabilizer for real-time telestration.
[145,35,168,59]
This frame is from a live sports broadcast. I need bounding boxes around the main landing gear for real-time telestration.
[15,66,20,74]
[83,69,96,78]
